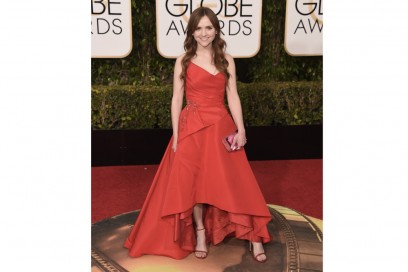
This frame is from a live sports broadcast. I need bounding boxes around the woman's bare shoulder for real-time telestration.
[174,54,186,72]
[224,53,234,62]
[176,53,186,63]
[224,53,235,71]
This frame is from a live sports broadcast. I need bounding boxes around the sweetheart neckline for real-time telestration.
[190,61,221,76]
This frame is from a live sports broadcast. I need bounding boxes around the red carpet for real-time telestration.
[92,159,322,223]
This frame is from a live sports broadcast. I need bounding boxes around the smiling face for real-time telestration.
[192,16,216,49]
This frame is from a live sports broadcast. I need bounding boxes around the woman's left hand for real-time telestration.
[231,131,247,151]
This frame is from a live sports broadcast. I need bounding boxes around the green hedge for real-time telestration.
[92,82,322,129]
[91,0,322,85]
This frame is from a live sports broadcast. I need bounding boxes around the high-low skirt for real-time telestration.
[124,102,272,259]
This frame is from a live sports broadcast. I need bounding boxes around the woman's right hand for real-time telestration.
[172,136,178,152]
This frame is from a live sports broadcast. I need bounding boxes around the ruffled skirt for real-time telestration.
[124,110,272,259]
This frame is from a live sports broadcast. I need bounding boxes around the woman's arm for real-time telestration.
[225,54,247,150]
[171,54,185,152]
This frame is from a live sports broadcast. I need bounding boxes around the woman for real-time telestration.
[124,7,272,263]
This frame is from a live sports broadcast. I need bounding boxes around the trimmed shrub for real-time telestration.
[92,82,322,129]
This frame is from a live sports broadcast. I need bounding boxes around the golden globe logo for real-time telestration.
[91,0,133,58]
[157,0,263,58]
[285,0,323,56]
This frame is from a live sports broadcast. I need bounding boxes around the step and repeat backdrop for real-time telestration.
[91,0,133,58]
[91,0,322,58]
[156,0,262,58]
[285,0,323,56]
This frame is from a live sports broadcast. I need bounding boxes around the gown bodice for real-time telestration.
[185,62,226,106]
[178,62,231,142]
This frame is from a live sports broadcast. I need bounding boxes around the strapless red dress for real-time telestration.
[124,62,272,259]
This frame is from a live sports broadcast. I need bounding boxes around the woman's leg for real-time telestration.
[193,204,204,229]
[193,204,207,258]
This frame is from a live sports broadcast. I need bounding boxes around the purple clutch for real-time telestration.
[222,131,238,152]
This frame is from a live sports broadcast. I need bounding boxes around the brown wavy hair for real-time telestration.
[180,7,230,84]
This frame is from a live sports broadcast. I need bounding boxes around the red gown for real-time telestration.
[124,62,272,259]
